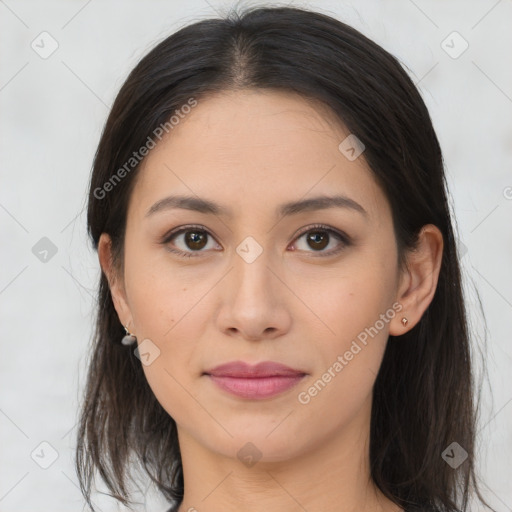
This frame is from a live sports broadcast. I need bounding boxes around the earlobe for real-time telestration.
[389,224,444,336]
[98,233,133,329]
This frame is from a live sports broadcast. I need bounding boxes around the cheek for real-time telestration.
[124,240,207,338]
[304,260,395,346]
[123,248,214,420]
[298,256,396,400]
[129,273,203,424]
[293,281,392,426]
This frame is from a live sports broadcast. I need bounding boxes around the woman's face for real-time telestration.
[104,89,409,463]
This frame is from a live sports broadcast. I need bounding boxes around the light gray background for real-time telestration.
[1,0,511,510]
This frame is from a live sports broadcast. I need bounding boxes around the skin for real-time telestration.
[99,89,443,512]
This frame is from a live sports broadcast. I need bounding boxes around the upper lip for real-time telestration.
[204,360,307,378]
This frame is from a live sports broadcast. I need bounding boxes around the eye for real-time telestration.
[161,223,351,259]
[161,225,220,259]
[291,224,351,257]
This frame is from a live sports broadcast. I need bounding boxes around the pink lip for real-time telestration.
[204,361,307,399]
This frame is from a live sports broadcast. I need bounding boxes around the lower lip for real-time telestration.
[206,374,306,399]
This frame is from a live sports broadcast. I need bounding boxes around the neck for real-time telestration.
[175,396,401,512]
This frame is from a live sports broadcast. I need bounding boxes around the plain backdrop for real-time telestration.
[1,0,511,510]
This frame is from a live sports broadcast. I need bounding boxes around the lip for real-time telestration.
[203,360,307,400]
[204,360,306,378]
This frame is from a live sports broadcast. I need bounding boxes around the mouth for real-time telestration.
[203,360,307,400]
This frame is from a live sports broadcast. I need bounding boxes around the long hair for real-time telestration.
[77,6,490,511]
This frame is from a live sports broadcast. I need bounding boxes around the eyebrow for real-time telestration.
[145,194,368,220]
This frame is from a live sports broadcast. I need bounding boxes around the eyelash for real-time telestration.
[161,223,351,259]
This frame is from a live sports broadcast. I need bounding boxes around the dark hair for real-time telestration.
[77,5,491,512]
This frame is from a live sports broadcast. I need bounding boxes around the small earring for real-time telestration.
[401,317,408,327]
[121,325,137,346]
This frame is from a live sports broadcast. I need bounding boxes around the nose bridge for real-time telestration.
[231,233,277,302]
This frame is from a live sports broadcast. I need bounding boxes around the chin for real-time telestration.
[205,423,308,464]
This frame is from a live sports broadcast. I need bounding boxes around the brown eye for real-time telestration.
[292,224,351,256]
[162,223,351,259]
[162,225,219,258]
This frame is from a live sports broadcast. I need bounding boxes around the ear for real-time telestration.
[98,232,133,331]
[389,224,444,336]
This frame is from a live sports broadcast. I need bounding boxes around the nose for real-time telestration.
[215,248,292,342]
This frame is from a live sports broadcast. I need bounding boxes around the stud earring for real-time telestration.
[121,324,137,346]
[401,317,408,327]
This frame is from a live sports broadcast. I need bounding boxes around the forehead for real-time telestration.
[155,89,347,159]
[129,89,389,225]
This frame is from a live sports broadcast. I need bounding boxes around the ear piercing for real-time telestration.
[401,317,408,326]
[121,324,137,345]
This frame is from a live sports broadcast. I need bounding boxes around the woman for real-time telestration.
[76,5,491,512]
